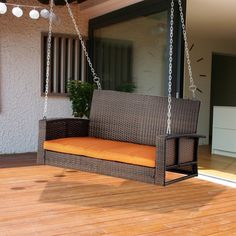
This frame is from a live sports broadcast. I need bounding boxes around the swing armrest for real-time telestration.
[39,118,89,140]
[156,133,205,163]
[160,134,205,140]
[37,118,89,164]
[155,133,205,186]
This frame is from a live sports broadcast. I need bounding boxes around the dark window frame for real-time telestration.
[88,0,186,97]
[41,32,87,97]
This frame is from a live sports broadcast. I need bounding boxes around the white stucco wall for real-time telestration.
[183,37,236,145]
[0,1,88,154]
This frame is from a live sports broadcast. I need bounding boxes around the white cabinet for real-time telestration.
[212,106,236,158]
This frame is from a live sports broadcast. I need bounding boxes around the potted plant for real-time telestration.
[67,80,95,118]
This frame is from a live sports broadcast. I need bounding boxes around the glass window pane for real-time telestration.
[93,11,168,96]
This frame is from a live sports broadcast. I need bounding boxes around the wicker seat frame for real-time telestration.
[37,90,203,186]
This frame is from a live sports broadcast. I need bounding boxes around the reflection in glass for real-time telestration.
[93,11,168,96]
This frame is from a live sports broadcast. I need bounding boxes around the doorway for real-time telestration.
[200,53,236,182]
[210,53,236,142]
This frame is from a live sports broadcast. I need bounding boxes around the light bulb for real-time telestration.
[52,13,57,21]
[12,6,23,18]
[40,9,49,19]
[52,13,61,25]
[0,2,7,14]
[29,9,39,20]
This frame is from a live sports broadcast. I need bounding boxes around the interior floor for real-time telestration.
[199,145,236,182]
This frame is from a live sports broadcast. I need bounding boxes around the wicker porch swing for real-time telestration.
[37,0,204,186]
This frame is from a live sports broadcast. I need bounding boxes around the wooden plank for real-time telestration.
[0,154,236,236]
[199,145,236,181]
[82,0,143,19]
[79,0,110,10]
[0,155,235,235]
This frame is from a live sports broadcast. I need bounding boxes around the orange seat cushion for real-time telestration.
[44,137,156,168]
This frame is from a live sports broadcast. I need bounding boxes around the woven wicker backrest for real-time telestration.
[89,90,200,146]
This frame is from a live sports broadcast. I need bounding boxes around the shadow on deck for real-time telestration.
[38,172,225,214]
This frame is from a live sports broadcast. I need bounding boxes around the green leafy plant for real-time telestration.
[116,82,136,93]
[67,80,95,118]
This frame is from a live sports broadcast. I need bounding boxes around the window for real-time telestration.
[41,33,86,96]
[89,0,185,97]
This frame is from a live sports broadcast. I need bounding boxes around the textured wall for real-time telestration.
[0,0,88,154]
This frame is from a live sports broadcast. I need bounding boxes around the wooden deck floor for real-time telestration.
[199,146,236,181]
[0,164,236,236]
[1,146,235,182]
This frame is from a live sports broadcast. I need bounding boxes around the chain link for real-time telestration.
[178,0,196,99]
[167,0,174,135]
[43,0,54,119]
[167,0,197,134]
[64,0,101,90]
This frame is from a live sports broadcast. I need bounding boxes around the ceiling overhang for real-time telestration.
[37,0,87,5]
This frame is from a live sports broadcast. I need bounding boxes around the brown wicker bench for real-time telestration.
[38,90,203,186]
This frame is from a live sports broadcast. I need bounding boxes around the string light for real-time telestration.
[12,6,23,17]
[40,9,50,19]
[0,2,7,14]
[29,9,40,20]
[0,2,58,21]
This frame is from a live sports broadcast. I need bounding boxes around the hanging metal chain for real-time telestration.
[43,0,54,119]
[166,0,175,135]
[178,0,196,99]
[64,0,101,90]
